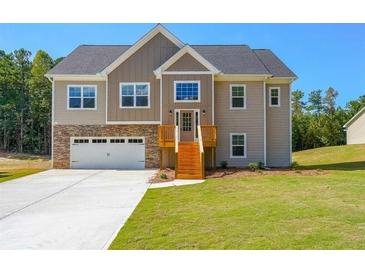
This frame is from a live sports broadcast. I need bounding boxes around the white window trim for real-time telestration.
[229,84,247,110]
[174,80,201,103]
[269,87,281,107]
[230,133,247,159]
[119,82,151,109]
[67,85,97,110]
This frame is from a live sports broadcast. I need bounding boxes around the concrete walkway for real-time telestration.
[0,169,156,249]
[149,179,205,189]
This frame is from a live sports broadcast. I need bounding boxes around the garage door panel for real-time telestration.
[70,138,145,169]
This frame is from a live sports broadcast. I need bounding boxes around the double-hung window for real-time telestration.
[230,84,246,109]
[174,81,200,102]
[120,83,150,108]
[269,87,280,107]
[68,85,97,110]
[230,133,246,158]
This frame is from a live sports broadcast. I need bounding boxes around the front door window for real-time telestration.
[182,112,192,132]
[179,110,195,141]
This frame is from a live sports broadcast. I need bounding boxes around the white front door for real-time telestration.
[175,109,200,142]
[70,137,145,169]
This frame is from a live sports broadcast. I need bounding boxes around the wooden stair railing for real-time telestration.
[158,125,175,147]
[175,125,179,176]
[198,125,205,178]
[201,125,217,147]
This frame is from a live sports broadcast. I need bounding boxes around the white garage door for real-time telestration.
[70,137,145,169]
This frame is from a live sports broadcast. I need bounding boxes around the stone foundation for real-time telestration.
[53,124,159,169]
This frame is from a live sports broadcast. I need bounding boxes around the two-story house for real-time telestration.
[46,24,297,179]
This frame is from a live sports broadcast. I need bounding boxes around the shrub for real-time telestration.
[291,161,299,169]
[220,161,228,169]
[160,173,168,180]
[248,162,264,172]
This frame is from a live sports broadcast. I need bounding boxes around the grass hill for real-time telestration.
[293,144,365,170]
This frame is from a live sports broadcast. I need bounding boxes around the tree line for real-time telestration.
[292,88,365,151]
[0,48,364,155]
[0,48,62,155]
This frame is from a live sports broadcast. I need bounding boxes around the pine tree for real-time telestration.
[29,50,54,154]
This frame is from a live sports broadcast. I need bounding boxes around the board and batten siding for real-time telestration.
[214,81,265,167]
[266,84,291,167]
[54,80,106,125]
[161,74,213,125]
[107,33,179,122]
[346,112,365,144]
[166,53,209,71]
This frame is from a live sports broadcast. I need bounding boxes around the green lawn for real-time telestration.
[110,144,365,250]
[0,169,45,183]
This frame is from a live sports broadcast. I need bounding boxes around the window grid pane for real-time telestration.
[231,86,245,108]
[175,82,199,101]
[69,86,96,109]
[121,83,149,107]
[270,89,279,106]
[232,134,245,157]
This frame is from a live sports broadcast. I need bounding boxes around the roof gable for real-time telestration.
[154,45,220,78]
[166,53,209,71]
[101,24,184,75]
[344,106,365,128]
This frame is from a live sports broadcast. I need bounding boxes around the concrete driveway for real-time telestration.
[0,169,156,249]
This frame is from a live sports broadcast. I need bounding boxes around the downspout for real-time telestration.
[289,82,292,165]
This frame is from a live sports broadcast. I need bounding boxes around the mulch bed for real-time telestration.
[149,168,175,183]
[150,167,328,183]
[205,167,328,178]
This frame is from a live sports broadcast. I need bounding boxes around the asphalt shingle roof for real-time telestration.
[192,45,270,75]
[47,45,131,75]
[47,44,296,78]
[253,49,297,78]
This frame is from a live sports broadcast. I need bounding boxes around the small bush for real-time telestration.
[248,162,264,172]
[220,161,228,169]
[291,161,299,169]
[160,173,168,180]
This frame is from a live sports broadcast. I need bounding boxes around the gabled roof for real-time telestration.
[343,106,365,128]
[46,24,297,79]
[100,24,184,75]
[154,45,221,78]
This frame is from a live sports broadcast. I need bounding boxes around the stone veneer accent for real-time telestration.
[53,124,159,169]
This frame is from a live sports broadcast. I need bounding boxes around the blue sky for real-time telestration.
[0,23,364,106]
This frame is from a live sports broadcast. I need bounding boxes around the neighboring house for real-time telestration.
[45,24,297,179]
[343,106,365,145]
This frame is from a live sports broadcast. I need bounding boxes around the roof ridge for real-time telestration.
[80,44,132,46]
[252,50,272,75]
[191,44,249,47]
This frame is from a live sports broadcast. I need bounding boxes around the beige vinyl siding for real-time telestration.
[107,33,179,122]
[215,81,264,167]
[266,84,291,167]
[166,53,209,71]
[54,80,106,125]
[346,112,365,144]
[161,74,213,125]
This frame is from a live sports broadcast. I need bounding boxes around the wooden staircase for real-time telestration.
[176,142,204,179]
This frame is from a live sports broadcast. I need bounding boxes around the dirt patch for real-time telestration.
[0,150,51,170]
[149,168,175,183]
[206,167,329,178]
